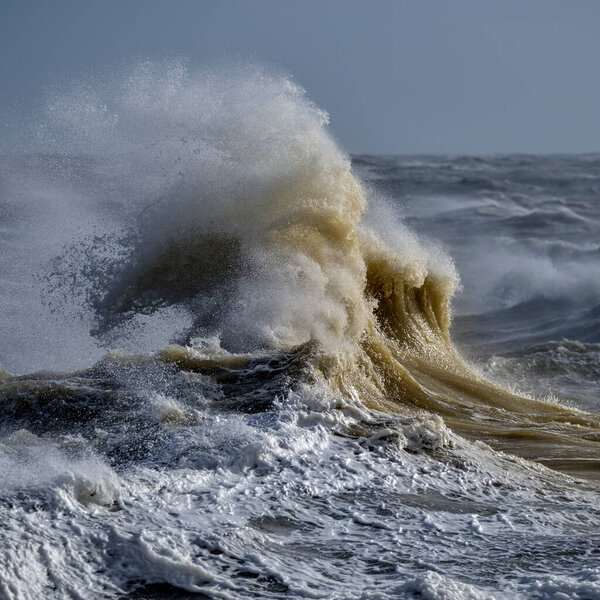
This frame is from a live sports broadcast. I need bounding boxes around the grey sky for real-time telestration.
[1,0,599,154]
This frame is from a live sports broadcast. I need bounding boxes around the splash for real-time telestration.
[24,62,600,477]
[39,61,455,354]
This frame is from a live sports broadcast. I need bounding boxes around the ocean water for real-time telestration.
[1,64,599,599]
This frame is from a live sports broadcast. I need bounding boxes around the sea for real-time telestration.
[0,63,599,599]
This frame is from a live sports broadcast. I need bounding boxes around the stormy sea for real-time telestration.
[1,63,599,599]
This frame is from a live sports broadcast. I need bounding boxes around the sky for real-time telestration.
[1,0,599,155]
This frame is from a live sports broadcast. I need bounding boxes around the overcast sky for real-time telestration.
[1,0,599,154]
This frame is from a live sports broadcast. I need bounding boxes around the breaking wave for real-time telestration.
[30,61,600,478]
[4,61,600,600]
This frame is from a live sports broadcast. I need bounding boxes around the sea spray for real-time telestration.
[9,61,599,475]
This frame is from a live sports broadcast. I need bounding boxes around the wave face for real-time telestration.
[1,63,600,599]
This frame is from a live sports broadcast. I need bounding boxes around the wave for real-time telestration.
[6,61,600,479]
[455,298,600,355]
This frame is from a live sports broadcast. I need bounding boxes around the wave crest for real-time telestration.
[40,62,600,478]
